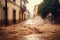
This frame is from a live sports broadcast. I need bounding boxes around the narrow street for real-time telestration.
[0,0,60,40]
[0,16,60,40]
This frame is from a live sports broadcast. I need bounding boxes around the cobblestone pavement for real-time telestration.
[0,16,60,40]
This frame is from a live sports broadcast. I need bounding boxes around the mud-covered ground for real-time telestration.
[0,16,60,40]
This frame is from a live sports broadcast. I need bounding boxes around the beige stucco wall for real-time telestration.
[34,5,38,17]
[0,4,4,25]
[1,0,20,6]
[0,0,5,6]
[7,2,20,20]
[0,4,4,20]
[10,0,20,6]
[0,0,21,25]
[0,0,4,20]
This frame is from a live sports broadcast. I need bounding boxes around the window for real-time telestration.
[13,0,16,2]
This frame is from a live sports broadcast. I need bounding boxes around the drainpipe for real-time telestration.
[5,0,8,26]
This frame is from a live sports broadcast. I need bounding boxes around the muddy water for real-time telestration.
[24,32,60,40]
[0,16,60,40]
[24,33,53,40]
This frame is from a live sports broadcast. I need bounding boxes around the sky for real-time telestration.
[26,0,43,17]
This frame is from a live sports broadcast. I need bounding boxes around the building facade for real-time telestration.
[0,0,28,26]
[19,0,28,22]
[33,5,38,17]
[7,0,20,25]
[23,10,30,20]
